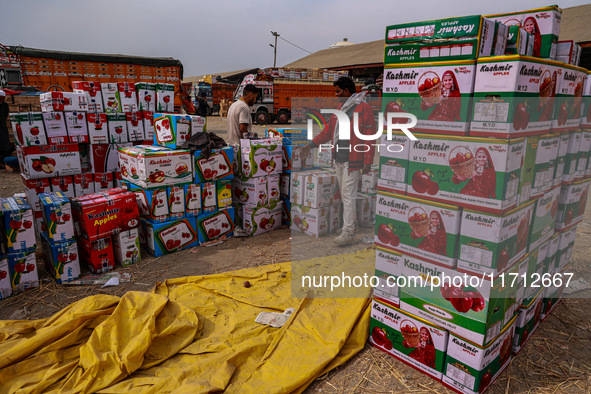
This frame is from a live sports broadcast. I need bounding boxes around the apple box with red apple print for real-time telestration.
[290,204,329,237]
[117,145,193,189]
[127,184,169,223]
[39,191,75,244]
[87,113,109,144]
[126,112,145,141]
[141,111,154,140]
[512,289,543,355]
[101,83,122,113]
[441,318,516,394]
[135,82,156,112]
[190,115,206,134]
[7,249,39,293]
[10,112,48,146]
[143,217,198,257]
[73,174,95,197]
[239,138,282,178]
[94,172,114,193]
[555,178,591,230]
[458,200,534,277]
[236,201,282,236]
[112,228,140,266]
[175,115,193,147]
[282,145,313,173]
[0,197,36,253]
[155,83,175,113]
[65,111,89,143]
[194,146,234,182]
[90,143,131,173]
[168,186,186,219]
[41,234,80,284]
[72,189,139,242]
[21,176,50,211]
[399,253,518,347]
[196,208,234,243]
[153,113,178,149]
[580,71,591,130]
[304,172,339,208]
[41,111,68,144]
[216,180,232,210]
[18,144,81,180]
[184,184,202,216]
[370,300,449,380]
[40,91,88,112]
[117,82,138,112]
[471,56,560,138]
[375,191,461,268]
[0,257,12,299]
[576,130,591,180]
[50,176,75,199]
[107,113,129,144]
[73,81,104,112]
[201,182,217,213]
[550,64,586,133]
[77,236,115,274]
[231,176,268,206]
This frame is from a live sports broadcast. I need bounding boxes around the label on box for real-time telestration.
[87,113,109,144]
[42,112,68,144]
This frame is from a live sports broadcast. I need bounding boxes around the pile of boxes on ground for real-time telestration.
[371,6,591,394]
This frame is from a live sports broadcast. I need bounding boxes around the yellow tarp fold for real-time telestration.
[0,250,374,393]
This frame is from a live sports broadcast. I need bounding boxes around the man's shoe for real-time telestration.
[333,231,355,246]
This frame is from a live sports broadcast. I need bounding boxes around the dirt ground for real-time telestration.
[1,115,590,393]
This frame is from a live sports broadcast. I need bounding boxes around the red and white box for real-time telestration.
[156,83,174,112]
[78,143,91,172]
[101,83,121,113]
[72,81,104,112]
[89,143,131,173]
[40,91,88,112]
[73,174,95,197]
[142,111,154,140]
[94,173,114,193]
[21,176,51,211]
[107,113,128,143]
[64,111,89,143]
[50,176,76,199]
[77,236,115,274]
[42,112,68,145]
[87,113,109,144]
[9,112,47,146]
[18,144,81,180]
[126,112,145,141]
[136,82,156,112]
[117,82,138,112]
[112,228,141,266]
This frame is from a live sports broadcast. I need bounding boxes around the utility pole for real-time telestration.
[271,31,279,67]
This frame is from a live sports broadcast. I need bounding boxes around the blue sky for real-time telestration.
[1,0,589,77]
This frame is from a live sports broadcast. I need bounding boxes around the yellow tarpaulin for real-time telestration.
[0,250,374,393]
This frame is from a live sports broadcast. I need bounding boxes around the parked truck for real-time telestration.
[194,81,238,115]
[3,44,184,110]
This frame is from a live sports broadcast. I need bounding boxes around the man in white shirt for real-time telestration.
[226,84,258,145]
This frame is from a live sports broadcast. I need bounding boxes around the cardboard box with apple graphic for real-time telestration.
[194,146,234,183]
[135,82,156,112]
[0,197,36,253]
[10,112,48,146]
[7,249,39,293]
[143,216,198,257]
[41,234,80,284]
[0,257,12,299]
[236,200,282,236]
[72,81,104,112]
[39,191,75,244]
[40,91,88,112]
[42,112,68,144]
[77,236,115,274]
[112,228,141,266]
[65,111,89,143]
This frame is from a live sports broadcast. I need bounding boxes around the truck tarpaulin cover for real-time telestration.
[0,251,373,393]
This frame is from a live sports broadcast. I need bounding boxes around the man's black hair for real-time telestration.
[243,84,258,94]
[334,76,356,95]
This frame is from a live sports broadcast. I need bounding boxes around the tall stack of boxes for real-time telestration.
[232,137,284,236]
[372,6,591,394]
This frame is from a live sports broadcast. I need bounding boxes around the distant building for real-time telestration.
[329,38,355,49]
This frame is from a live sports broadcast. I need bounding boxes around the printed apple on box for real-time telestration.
[555,178,590,230]
[232,176,270,206]
[107,113,128,143]
[112,228,141,266]
[78,236,115,274]
[143,217,198,257]
[156,83,175,112]
[72,81,104,112]
[551,65,586,133]
[216,180,232,210]
[73,173,95,197]
[512,292,543,355]
[196,208,234,243]
[184,184,202,216]
[86,113,109,144]
[126,111,145,141]
[239,138,282,178]
[141,111,154,140]
[0,197,36,253]
[10,112,47,146]
[168,186,186,219]
[42,112,68,144]
[0,257,12,299]
[64,111,89,143]
[101,83,122,113]
[89,143,131,173]
[370,300,449,380]
[40,91,88,112]
[41,235,80,284]
[39,191,75,244]
[94,172,114,193]
[201,182,217,213]
[18,144,81,180]
[117,82,138,112]
[290,204,329,237]
[135,82,156,112]
[7,249,39,293]
[194,146,234,182]
[50,176,76,199]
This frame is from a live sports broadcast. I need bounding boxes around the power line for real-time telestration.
[278,36,312,54]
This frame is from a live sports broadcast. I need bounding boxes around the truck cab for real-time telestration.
[233,76,276,124]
